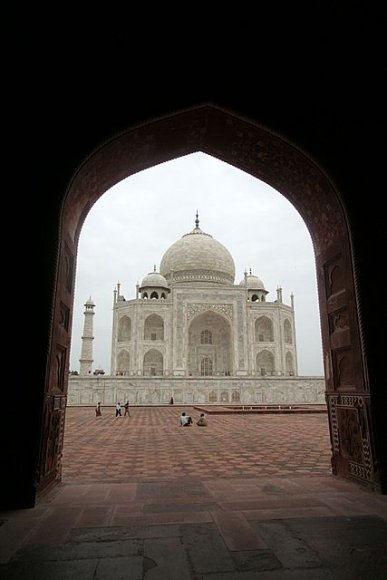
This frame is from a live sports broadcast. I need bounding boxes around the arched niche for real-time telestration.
[118,316,131,342]
[144,314,164,341]
[143,349,163,376]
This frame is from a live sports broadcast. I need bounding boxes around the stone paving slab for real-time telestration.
[211,510,268,550]
[0,559,100,580]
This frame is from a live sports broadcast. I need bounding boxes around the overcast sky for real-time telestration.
[70,152,324,376]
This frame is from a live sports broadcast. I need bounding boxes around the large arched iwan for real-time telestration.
[38,105,378,500]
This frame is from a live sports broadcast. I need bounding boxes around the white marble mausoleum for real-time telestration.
[68,213,325,405]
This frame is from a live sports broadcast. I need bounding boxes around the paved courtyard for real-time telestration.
[62,406,332,482]
[1,407,386,579]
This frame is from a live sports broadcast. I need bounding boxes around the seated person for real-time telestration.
[196,413,207,426]
[180,412,193,426]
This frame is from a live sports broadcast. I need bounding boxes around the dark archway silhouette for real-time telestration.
[13,105,385,507]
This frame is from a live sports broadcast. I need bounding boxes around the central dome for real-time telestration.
[160,215,235,286]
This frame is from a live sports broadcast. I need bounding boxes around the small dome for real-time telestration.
[239,271,266,291]
[140,271,169,289]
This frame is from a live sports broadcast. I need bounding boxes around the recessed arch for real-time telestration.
[143,348,163,376]
[255,316,274,342]
[284,319,293,344]
[39,104,378,501]
[286,351,295,376]
[118,315,131,342]
[116,349,130,376]
[188,310,232,377]
[256,350,275,376]
[144,314,164,341]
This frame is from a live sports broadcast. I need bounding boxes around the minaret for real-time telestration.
[79,297,95,375]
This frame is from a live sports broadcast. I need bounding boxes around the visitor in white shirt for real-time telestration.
[180,412,193,426]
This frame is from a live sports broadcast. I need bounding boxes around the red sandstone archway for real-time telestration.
[37,105,378,500]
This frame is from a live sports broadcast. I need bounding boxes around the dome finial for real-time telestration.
[195,210,199,229]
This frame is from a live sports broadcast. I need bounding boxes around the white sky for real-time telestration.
[70,152,324,376]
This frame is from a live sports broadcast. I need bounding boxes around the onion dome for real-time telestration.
[239,269,266,291]
[140,268,169,290]
[139,266,169,299]
[160,212,235,286]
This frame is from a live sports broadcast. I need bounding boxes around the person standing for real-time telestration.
[95,402,102,417]
[115,402,122,417]
[124,400,130,416]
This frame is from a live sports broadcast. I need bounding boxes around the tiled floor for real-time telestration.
[1,407,386,579]
[62,406,333,481]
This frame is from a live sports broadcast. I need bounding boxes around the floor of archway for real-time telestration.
[1,407,386,579]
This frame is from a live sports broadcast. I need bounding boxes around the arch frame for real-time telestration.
[38,104,379,500]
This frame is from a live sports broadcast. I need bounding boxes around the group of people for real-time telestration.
[115,401,131,417]
[180,411,207,427]
[95,401,131,417]
[96,403,207,427]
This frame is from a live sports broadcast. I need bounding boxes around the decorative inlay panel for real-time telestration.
[54,344,67,391]
[39,396,64,482]
[328,261,345,296]
[330,309,349,333]
[64,244,74,293]
[187,303,233,321]
[59,302,70,332]
[327,393,374,484]
[349,462,371,480]
[332,348,354,390]
[328,395,340,452]
[337,406,363,463]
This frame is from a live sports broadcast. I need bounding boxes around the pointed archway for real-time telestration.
[188,310,232,376]
[38,104,379,501]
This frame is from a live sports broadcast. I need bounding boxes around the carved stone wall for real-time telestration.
[36,234,74,499]
[321,241,373,488]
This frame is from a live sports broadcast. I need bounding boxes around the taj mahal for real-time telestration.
[67,213,325,406]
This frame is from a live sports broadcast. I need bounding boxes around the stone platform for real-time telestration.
[195,404,327,414]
